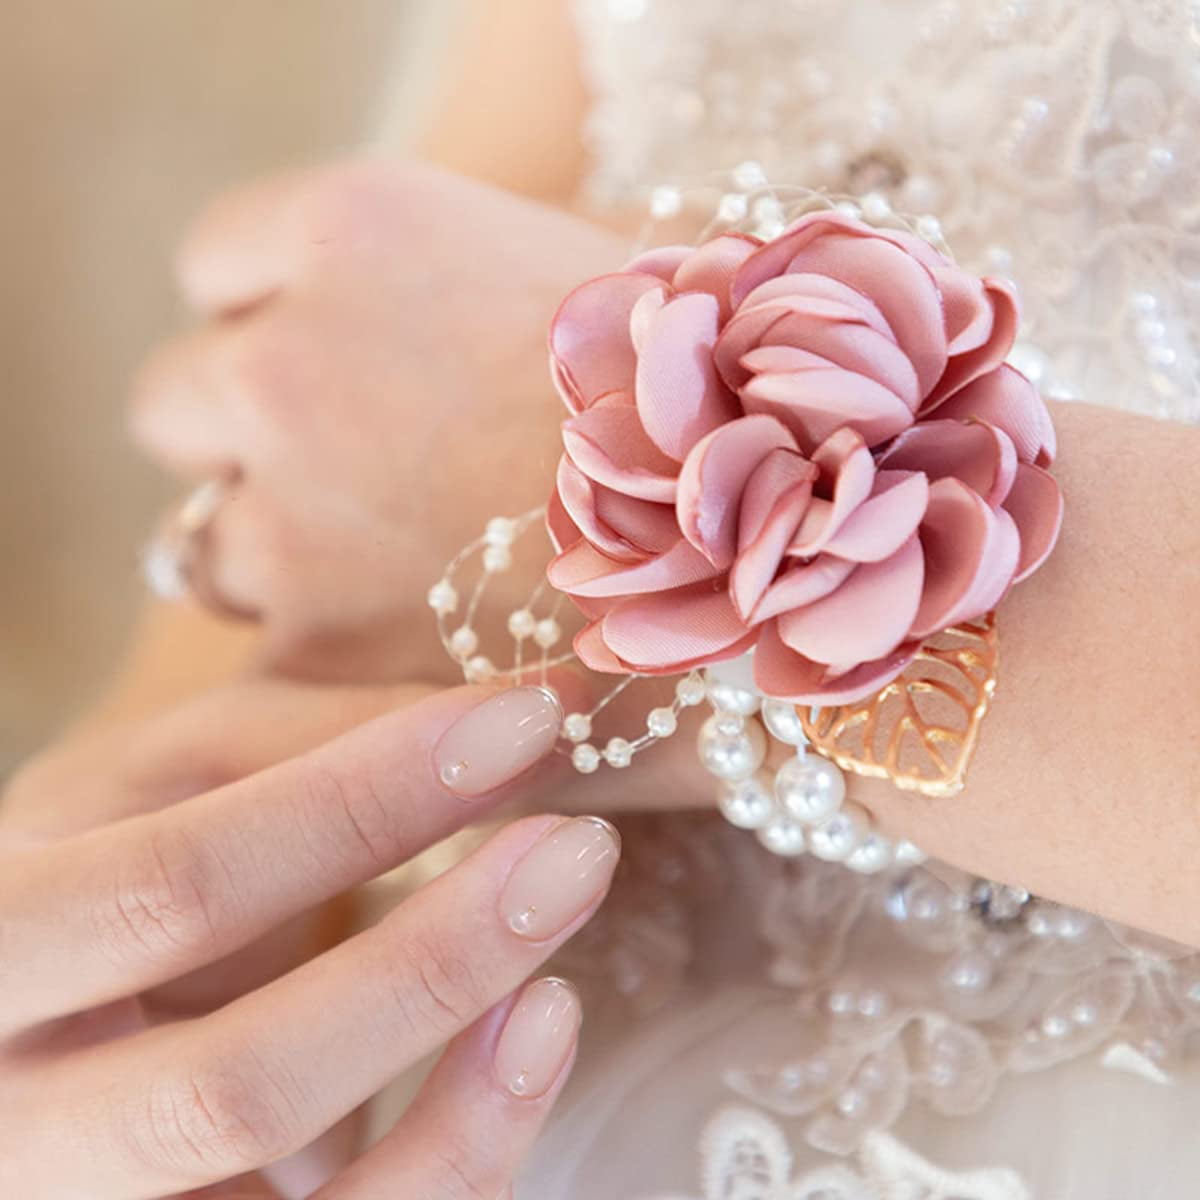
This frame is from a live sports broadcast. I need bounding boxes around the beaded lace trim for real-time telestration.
[573,0,1200,426]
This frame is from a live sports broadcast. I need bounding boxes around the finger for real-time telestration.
[38,815,618,1195]
[175,170,313,315]
[1,684,564,1030]
[315,977,580,1199]
[130,322,252,476]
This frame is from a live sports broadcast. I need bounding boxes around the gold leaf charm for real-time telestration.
[799,613,999,798]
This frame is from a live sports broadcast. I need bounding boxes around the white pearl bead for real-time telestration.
[774,756,845,824]
[697,714,767,781]
[482,545,512,573]
[717,192,748,222]
[484,516,517,546]
[808,807,864,862]
[846,833,894,875]
[861,191,892,222]
[571,743,601,774]
[647,707,678,738]
[719,774,775,829]
[465,655,495,681]
[533,618,561,649]
[751,195,784,226]
[675,675,706,706]
[426,580,458,615]
[714,711,745,736]
[649,184,682,219]
[562,712,592,742]
[507,608,536,638]
[705,681,761,716]
[732,159,767,190]
[448,626,479,658]
[604,737,634,768]
[761,699,807,745]
[893,839,927,865]
[757,815,807,857]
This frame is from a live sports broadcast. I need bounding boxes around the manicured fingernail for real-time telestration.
[499,816,620,940]
[494,977,581,1099]
[434,687,562,799]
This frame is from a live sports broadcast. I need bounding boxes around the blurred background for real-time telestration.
[0,3,450,771]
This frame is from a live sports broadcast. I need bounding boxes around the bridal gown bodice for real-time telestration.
[510,3,1200,1198]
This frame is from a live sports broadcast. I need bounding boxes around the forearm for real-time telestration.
[861,401,1200,942]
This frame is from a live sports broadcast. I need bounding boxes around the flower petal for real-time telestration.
[546,486,582,554]
[878,419,1018,506]
[910,477,1020,638]
[624,245,692,281]
[672,233,761,321]
[676,415,797,568]
[574,619,627,673]
[778,534,925,664]
[923,278,1019,410]
[733,213,948,395]
[754,619,919,705]
[788,428,876,556]
[741,363,915,453]
[556,456,680,561]
[635,293,739,460]
[548,536,720,598]
[933,364,1056,466]
[562,395,679,502]
[601,584,756,673]
[550,272,667,410]
[821,470,930,563]
[1003,462,1064,581]
[752,554,857,622]
[729,449,818,621]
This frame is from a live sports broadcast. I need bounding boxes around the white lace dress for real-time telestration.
[512,2,1200,1196]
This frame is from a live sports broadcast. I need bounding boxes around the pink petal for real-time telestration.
[548,537,720,598]
[788,428,875,556]
[732,214,948,395]
[933,364,1056,466]
[821,471,930,563]
[546,485,582,554]
[556,456,646,563]
[562,396,679,502]
[729,449,818,621]
[676,415,797,568]
[931,266,994,355]
[550,272,668,409]
[737,272,894,338]
[574,619,627,673]
[1003,463,1064,581]
[635,293,739,461]
[741,364,915,453]
[624,245,692,282]
[556,456,680,561]
[779,534,925,664]
[878,419,1018,506]
[744,314,921,411]
[922,278,1019,411]
[910,478,1020,638]
[737,447,819,547]
[601,584,756,673]
[672,233,761,320]
[754,619,919,706]
[752,554,857,622]
[629,287,668,354]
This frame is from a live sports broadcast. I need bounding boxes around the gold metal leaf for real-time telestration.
[799,613,998,798]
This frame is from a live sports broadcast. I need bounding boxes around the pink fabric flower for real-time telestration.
[546,212,1063,704]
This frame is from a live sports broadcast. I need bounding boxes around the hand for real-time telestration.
[132,160,626,681]
[0,681,619,1199]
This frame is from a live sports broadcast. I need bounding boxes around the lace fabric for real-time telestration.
[572,0,1200,426]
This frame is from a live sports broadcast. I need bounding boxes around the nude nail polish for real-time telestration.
[494,977,581,1099]
[499,817,621,941]
[434,686,562,799]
